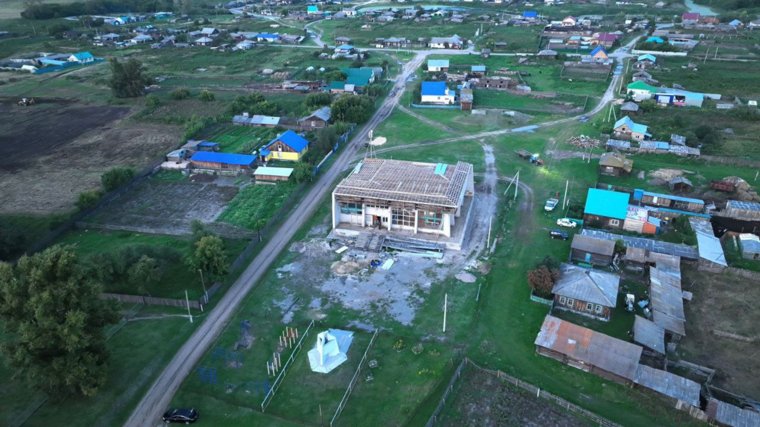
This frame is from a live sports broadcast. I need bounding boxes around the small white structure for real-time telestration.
[308,329,353,374]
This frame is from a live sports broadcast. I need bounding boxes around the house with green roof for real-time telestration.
[626,81,658,102]
[583,188,630,230]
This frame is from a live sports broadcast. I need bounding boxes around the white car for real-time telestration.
[556,218,577,228]
[544,198,559,212]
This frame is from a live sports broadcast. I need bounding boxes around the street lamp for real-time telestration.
[198,269,208,304]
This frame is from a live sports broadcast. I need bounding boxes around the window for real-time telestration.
[586,302,593,312]
[558,296,567,305]
[340,203,362,215]
[566,298,575,307]
[391,208,415,227]
[595,305,603,314]
[609,219,620,226]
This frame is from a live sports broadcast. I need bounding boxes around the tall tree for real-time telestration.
[188,235,228,278]
[108,58,151,98]
[0,245,117,397]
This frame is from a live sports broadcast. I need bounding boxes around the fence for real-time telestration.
[410,103,461,110]
[630,49,688,57]
[329,329,380,427]
[261,320,315,412]
[423,358,468,427]
[101,293,201,310]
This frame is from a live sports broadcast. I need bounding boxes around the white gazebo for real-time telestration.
[307,329,353,374]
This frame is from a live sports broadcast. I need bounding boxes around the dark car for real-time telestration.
[549,229,569,240]
[162,408,199,424]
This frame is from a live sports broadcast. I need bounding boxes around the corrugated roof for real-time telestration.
[599,152,633,172]
[427,59,449,68]
[614,116,649,136]
[191,151,255,166]
[650,267,686,336]
[739,233,760,255]
[535,315,643,381]
[584,188,630,220]
[264,130,309,153]
[727,199,760,213]
[707,398,760,427]
[571,234,615,256]
[552,263,620,307]
[333,158,472,209]
[421,81,448,96]
[634,365,701,407]
[627,81,659,93]
[640,190,704,205]
[633,316,665,354]
[690,218,727,267]
[254,166,293,177]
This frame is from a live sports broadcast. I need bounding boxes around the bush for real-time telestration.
[526,257,560,298]
[145,94,160,109]
[199,90,215,102]
[171,88,191,100]
[76,190,102,211]
[101,167,135,192]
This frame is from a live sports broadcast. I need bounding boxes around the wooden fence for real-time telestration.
[101,293,201,310]
[329,329,380,427]
[423,358,468,427]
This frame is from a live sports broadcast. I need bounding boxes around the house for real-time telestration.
[429,35,464,49]
[460,88,473,111]
[328,82,356,94]
[723,200,760,221]
[729,19,743,29]
[636,54,657,69]
[706,398,760,427]
[668,177,693,193]
[534,315,643,385]
[335,36,352,44]
[621,101,640,115]
[589,45,608,62]
[570,234,615,267]
[343,67,376,88]
[599,152,633,176]
[374,37,410,48]
[201,27,219,37]
[427,59,450,72]
[614,116,650,141]
[190,151,255,172]
[67,51,95,64]
[253,166,293,182]
[232,113,281,127]
[552,264,620,321]
[522,10,539,20]
[421,81,456,104]
[681,12,700,25]
[739,233,760,260]
[299,106,331,130]
[594,32,619,48]
[194,37,213,46]
[331,158,474,241]
[633,189,704,213]
[654,89,705,108]
[633,316,665,356]
[256,33,280,43]
[537,49,558,59]
[475,76,516,90]
[260,130,309,162]
[307,5,320,14]
[130,34,153,44]
[583,188,629,229]
[561,16,577,27]
[626,81,658,101]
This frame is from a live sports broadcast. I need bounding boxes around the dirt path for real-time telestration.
[397,105,463,135]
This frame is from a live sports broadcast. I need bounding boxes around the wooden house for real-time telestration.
[299,106,331,130]
[598,152,633,176]
[583,188,629,229]
[260,130,309,162]
[570,234,615,266]
[551,263,620,322]
[190,151,255,172]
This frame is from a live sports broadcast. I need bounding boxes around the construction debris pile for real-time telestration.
[568,135,601,148]
[721,176,760,202]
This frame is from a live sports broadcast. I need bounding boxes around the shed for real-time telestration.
[571,234,615,266]
[254,166,293,182]
[534,315,643,384]
[633,315,665,355]
[299,106,331,130]
[552,263,620,321]
[599,152,633,176]
[634,365,701,407]
[668,176,693,192]
[649,267,686,338]
[739,233,760,260]
[724,200,760,221]
[621,101,639,114]
[691,218,727,271]
[427,59,450,72]
[190,151,255,171]
[706,398,760,427]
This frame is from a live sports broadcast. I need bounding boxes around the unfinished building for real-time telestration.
[331,158,474,241]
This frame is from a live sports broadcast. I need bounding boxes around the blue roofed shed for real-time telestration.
[646,36,665,44]
[522,10,538,18]
[427,59,449,71]
[190,151,255,171]
[637,54,657,63]
[471,65,486,73]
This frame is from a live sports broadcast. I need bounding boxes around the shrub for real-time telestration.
[527,257,560,298]
[101,167,135,192]
[76,190,102,211]
[171,88,191,100]
[199,90,215,102]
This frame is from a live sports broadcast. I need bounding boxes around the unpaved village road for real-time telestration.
[124,53,426,427]
[126,37,638,426]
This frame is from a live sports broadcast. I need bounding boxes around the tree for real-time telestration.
[614,239,626,255]
[331,94,374,124]
[291,162,313,183]
[199,89,215,102]
[108,58,151,98]
[76,189,102,211]
[0,245,118,397]
[128,255,161,295]
[0,224,26,261]
[526,257,560,298]
[170,87,191,100]
[188,235,228,278]
[101,167,135,192]
[305,92,332,108]
[145,94,160,109]
[228,93,280,116]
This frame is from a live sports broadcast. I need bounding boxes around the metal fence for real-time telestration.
[329,329,380,427]
[260,320,315,412]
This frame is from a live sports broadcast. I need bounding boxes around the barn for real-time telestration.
[190,151,256,173]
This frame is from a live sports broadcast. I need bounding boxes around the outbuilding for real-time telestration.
[570,234,616,266]
[190,151,255,172]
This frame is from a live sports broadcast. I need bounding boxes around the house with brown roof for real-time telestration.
[570,234,615,266]
[551,264,620,321]
[598,152,633,176]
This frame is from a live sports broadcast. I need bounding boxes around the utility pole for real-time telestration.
[563,180,569,209]
[185,290,193,323]
[198,269,208,304]
[514,170,519,201]
[442,293,448,333]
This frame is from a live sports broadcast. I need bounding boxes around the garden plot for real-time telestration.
[87,177,243,237]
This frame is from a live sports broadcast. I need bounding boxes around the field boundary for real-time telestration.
[425,358,621,427]
[329,328,379,427]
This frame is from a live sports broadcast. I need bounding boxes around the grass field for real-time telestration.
[218,182,296,230]
[315,18,479,48]
[648,55,760,99]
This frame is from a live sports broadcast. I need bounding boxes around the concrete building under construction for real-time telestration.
[331,158,474,240]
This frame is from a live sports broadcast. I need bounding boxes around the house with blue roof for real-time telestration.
[307,5,320,14]
[522,10,538,20]
[420,81,456,105]
[67,51,95,64]
[589,45,608,62]
[637,54,657,64]
[614,116,651,141]
[427,59,449,72]
[256,33,280,42]
[471,65,486,75]
[190,151,256,172]
[646,36,665,44]
[654,88,705,108]
[583,188,630,229]
[260,130,309,162]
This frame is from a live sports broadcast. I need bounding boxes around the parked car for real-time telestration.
[556,218,577,228]
[544,198,559,212]
[549,229,569,240]
[162,408,199,424]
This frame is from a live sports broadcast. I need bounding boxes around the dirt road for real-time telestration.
[124,53,426,427]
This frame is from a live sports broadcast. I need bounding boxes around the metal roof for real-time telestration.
[599,152,633,172]
[639,190,704,205]
[690,218,727,267]
[535,315,643,381]
[552,263,620,307]
[581,229,698,260]
[254,166,293,177]
[421,81,448,96]
[190,151,255,166]
[427,59,450,68]
[333,158,472,209]
[584,188,630,220]
[571,234,615,256]
[633,315,665,354]
[614,116,649,136]
[707,398,760,427]
[634,365,701,407]
[739,234,760,255]
[264,130,309,153]
[650,267,686,336]
[726,199,760,212]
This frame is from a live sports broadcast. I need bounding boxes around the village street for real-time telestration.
[126,34,636,427]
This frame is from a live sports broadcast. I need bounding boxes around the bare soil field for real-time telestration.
[0,99,181,214]
[88,178,241,236]
[679,266,760,399]
[437,365,593,427]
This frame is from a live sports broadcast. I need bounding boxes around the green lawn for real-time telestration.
[373,107,451,146]
[218,183,296,230]
[648,55,760,99]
